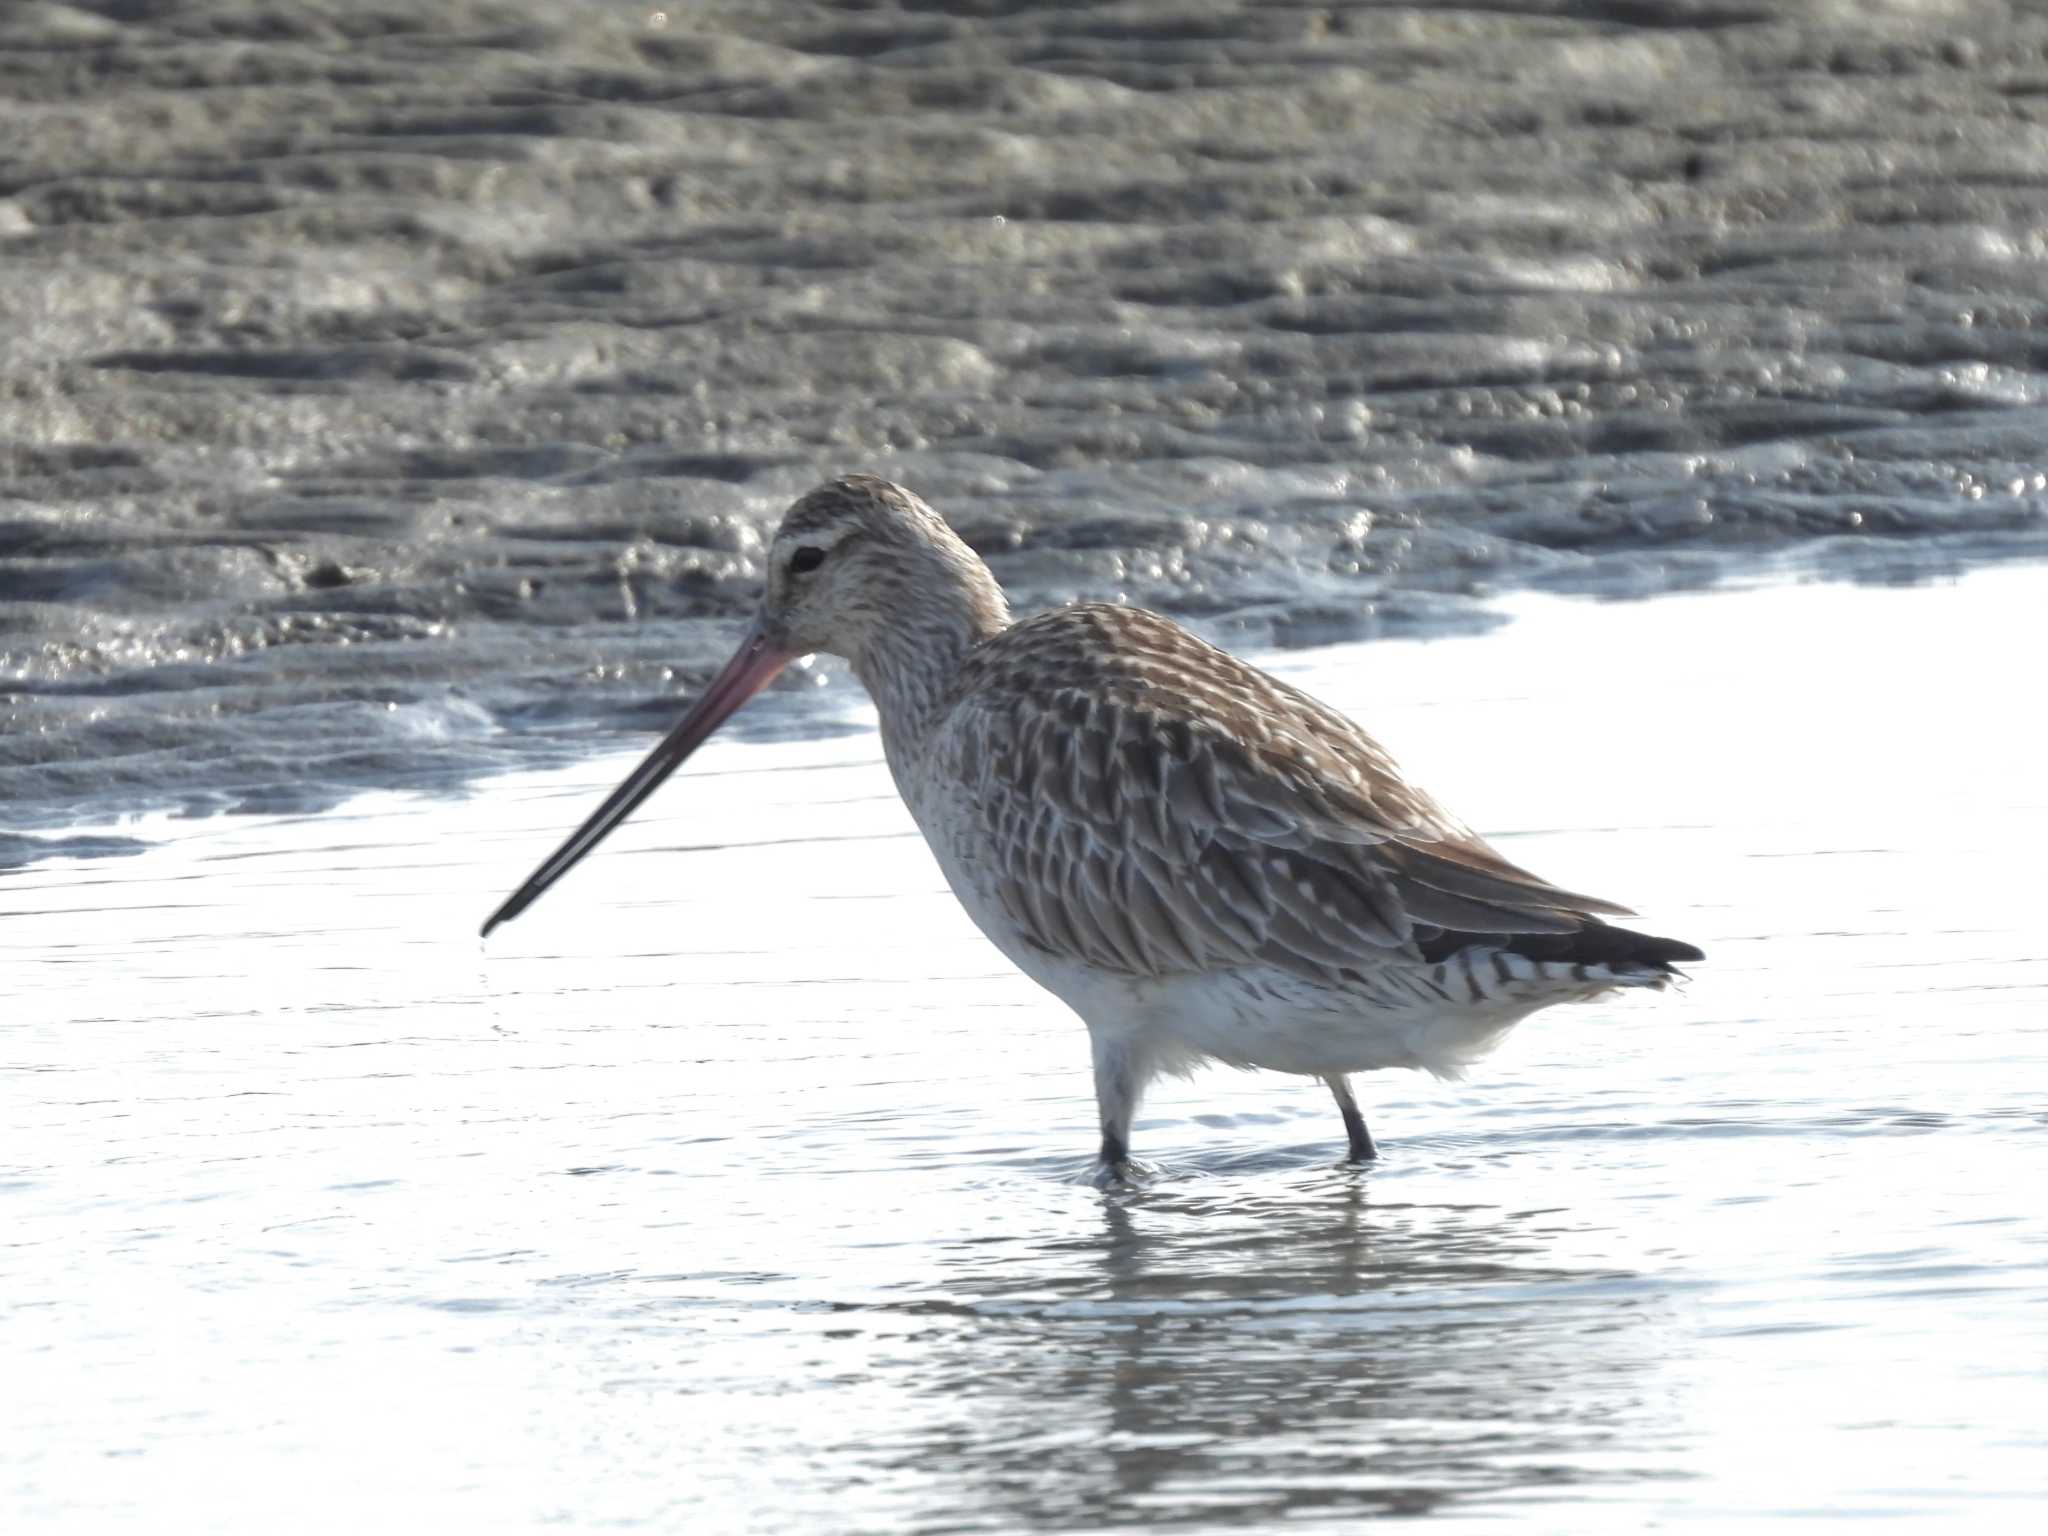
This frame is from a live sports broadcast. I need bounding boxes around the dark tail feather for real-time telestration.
[1418,918,1704,972]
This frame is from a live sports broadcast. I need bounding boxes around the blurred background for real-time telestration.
[5,0,2046,855]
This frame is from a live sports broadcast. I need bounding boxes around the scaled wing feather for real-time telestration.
[928,605,1629,984]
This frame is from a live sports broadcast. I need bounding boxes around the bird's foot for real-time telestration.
[1089,1129,1135,1189]
[1088,1157,1129,1190]
[1085,1149,1158,1189]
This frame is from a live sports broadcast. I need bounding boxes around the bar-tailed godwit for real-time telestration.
[485,476,1702,1177]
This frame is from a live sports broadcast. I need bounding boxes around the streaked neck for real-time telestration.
[852,577,1009,748]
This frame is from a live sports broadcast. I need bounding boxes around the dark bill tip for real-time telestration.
[480,625,792,937]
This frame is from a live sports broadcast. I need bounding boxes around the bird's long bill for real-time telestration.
[479,622,793,937]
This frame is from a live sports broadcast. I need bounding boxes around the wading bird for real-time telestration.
[484,476,1701,1178]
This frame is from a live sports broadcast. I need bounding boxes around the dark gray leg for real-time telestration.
[1324,1074,1377,1162]
[1090,1029,1143,1181]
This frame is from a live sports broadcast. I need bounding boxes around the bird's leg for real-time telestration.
[1089,1029,1145,1182]
[1324,1074,1377,1162]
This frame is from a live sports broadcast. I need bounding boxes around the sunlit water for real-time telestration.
[6,571,2045,1530]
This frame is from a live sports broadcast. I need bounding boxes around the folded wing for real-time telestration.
[932,605,1633,984]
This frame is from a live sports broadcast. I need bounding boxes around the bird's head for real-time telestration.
[480,475,1006,936]
[758,474,1005,665]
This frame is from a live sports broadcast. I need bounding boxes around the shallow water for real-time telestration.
[7,570,2044,1530]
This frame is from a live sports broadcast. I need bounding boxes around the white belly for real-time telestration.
[1106,962,1547,1080]
[899,768,1548,1082]
[889,738,1643,1092]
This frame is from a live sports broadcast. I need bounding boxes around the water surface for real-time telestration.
[8,572,2044,1529]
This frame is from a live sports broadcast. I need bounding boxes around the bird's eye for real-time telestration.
[789,546,827,575]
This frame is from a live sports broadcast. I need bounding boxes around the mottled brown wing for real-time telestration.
[931,605,1631,983]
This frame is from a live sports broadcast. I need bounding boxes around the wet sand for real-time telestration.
[6,569,2045,1530]
[9,0,2048,834]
